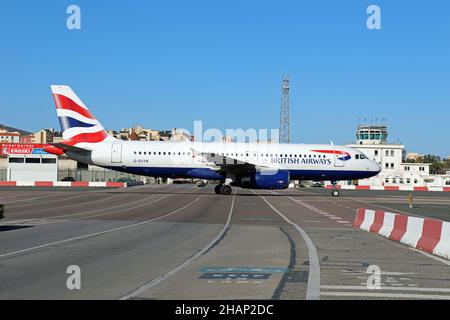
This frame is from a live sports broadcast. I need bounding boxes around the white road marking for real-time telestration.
[8,193,128,216]
[118,191,237,300]
[321,285,450,293]
[410,247,450,266]
[6,190,110,209]
[320,291,450,299]
[0,195,204,260]
[258,191,321,300]
[0,194,171,226]
[59,195,172,220]
[346,197,422,218]
[341,270,416,276]
[305,227,353,231]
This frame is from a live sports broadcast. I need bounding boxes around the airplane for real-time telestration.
[44,85,381,197]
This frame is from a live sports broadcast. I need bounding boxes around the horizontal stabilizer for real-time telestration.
[44,143,91,156]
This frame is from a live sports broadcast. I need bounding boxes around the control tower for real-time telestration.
[355,125,388,145]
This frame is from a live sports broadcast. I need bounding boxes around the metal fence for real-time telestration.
[58,169,144,182]
[0,169,6,181]
[0,168,146,183]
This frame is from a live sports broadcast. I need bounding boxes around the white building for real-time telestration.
[344,125,449,187]
[0,130,20,143]
[7,154,58,181]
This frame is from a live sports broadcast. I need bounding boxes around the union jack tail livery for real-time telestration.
[51,85,114,147]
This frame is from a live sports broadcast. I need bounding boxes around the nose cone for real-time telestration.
[372,161,381,174]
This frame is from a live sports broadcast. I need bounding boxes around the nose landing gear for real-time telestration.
[330,181,340,197]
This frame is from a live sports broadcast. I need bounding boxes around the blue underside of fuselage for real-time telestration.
[105,166,379,181]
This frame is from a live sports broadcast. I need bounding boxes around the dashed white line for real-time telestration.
[0,195,204,260]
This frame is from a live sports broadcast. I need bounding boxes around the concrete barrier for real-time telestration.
[325,185,450,192]
[0,181,126,188]
[354,208,450,260]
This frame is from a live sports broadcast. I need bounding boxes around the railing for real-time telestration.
[0,168,145,183]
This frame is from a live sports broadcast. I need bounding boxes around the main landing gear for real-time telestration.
[214,184,232,195]
[331,181,340,197]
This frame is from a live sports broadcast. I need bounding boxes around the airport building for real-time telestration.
[344,125,450,187]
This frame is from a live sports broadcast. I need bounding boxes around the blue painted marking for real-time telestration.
[199,267,288,273]
[31,149,48,154]
[105,165,379,181]
[58,116,95,131]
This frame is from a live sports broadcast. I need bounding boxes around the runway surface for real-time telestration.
[0,184,449,300]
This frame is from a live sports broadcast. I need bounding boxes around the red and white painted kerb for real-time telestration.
[353,208,450,260]
[325,185,450,192]
[0,181,125,188]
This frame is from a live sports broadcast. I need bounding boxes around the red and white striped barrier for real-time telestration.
[0,181,125,188]
[353,208,450,260]
[325,185,450,192]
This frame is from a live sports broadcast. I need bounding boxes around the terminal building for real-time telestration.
[344,125,450,187]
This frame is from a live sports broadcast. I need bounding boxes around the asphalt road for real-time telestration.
[0,184,449,300]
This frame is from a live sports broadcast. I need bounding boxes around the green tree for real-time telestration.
[422,154,444,174]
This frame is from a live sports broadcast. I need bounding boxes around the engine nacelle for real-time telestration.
[234,170,290,189]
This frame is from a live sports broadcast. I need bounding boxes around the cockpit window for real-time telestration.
[360,154,366,159]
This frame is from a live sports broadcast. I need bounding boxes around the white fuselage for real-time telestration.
[71,140,381,182]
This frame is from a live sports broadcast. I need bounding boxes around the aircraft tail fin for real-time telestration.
[50,85,115,146]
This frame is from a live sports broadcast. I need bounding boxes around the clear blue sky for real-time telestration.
[1,1,449,156]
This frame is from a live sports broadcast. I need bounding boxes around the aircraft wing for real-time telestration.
[191,149,273,175]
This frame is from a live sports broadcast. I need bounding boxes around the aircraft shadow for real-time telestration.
[0,225,34,232]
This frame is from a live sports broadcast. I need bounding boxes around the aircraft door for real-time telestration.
[111,143,122,163]
[333,145,345,167]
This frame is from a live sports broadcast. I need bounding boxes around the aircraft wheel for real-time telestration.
[214,185,222,194]
[221,185,232,195]
[331,189,340,197]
